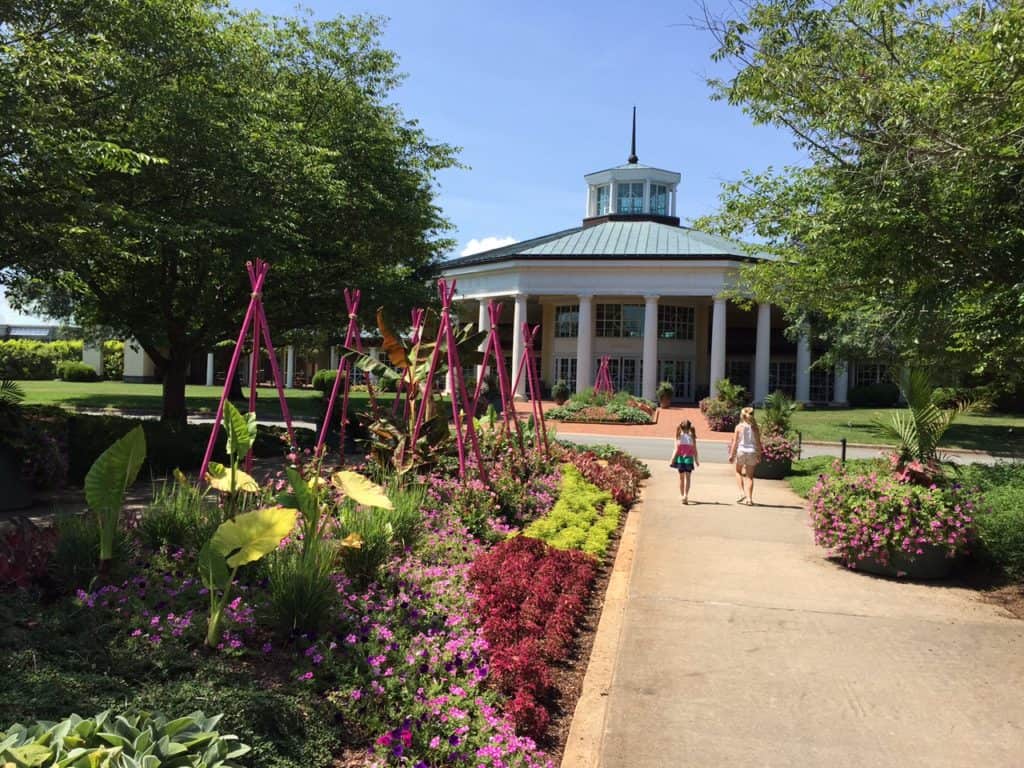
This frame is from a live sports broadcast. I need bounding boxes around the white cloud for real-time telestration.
[460,236,517,256]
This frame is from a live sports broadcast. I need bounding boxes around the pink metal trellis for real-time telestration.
[410,279,484,478]
[315,288,362,461]
[198,260,297,483]
[470,300,526,457]
[594,355,615,396]
[509,323,550,456]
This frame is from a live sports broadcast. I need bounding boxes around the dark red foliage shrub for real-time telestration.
[562,450,642,505]
[0,521,56,590]
[469,536,596,740]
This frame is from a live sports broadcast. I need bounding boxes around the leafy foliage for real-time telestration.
[699,0,1024,386]
[0,709,250,768]
[872,368,984,468]
[0,1,458,423]
[468,536,596,740]
[523,465,623,559]
[84,425,146,568]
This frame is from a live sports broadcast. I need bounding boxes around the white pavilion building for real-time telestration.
[441,130,850,405]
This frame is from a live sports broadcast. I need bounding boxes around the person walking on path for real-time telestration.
[670,419,700,504]
[728,406,761,505]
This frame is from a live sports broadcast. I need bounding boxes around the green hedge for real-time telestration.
[23,407,315,483]
[0,339,125,380]
[57,360,99,381]
[0,340,81,379]
[957,463,1024,581]
[848,381,900,407]
[523,464,623,559]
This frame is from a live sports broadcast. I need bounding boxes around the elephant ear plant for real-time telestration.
[198,505,297,648]
[205,401,260,518]
[84,425,146,576]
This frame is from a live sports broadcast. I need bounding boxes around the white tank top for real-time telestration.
[737,423,757,454]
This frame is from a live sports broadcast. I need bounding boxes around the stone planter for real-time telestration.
[0,447,33,512]
[658,395,672,409]
[554,395,568,406]
[854,545,955,580]
[754,458,791,480]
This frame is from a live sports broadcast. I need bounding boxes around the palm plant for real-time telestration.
[762,390,800,434]
[872,368,984,466]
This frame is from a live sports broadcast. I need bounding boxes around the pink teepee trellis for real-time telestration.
[510,323,550,456]
[315,288,363,461]
[409,279,485,479]
[470,300,526,458]
[199,260,297,482]
[594,355,615,395]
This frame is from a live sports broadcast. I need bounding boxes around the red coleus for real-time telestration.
[469,536,596,740]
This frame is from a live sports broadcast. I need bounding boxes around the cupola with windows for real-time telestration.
[582,108,681,227]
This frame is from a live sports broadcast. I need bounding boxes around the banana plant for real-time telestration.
[84,425,146,576]
[341,308,485,473]
[198,506,297,648]
[205,401,259,518]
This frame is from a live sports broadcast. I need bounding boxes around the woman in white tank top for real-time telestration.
[728,406,762,505]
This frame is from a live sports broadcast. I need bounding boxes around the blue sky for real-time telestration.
[245,0,806,257]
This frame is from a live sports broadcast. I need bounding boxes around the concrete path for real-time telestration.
[580,464,1024,768]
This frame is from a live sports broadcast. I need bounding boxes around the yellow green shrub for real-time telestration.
[523,465,624,559]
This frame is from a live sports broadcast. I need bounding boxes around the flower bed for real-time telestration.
[547,390,654,425]
[2,425,646,767]
[808,462,980,572]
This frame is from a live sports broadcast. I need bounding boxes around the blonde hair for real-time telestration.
[740,407,759,431]
[676,419,695,438]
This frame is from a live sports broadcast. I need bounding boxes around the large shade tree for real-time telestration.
[697,0,1024,390]
[0,0,457,423]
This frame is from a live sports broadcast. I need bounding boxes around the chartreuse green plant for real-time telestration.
[0,708,249,767]
[205,402,259,518]
[84,425,146,575]
[198,506,298,648]
[523,465,622,560]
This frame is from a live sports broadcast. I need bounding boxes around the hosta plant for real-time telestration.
[84,425,146,575]
[0,709,249,768]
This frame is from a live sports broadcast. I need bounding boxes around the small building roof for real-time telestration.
[445,220,771,269]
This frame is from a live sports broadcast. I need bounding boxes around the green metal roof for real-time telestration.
[445,220,771,269]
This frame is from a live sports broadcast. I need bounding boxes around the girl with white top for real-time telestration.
[728,406,762,505]
[670,419,700,504]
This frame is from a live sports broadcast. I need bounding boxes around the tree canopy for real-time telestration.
[0,0,457,422]
[698,0,1024,390]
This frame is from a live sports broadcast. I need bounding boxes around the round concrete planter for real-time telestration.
[754,458,791,480]
[855,545,955,580]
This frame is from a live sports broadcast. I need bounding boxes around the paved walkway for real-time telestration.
[580,464,1024,767]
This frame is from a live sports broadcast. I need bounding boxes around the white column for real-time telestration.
[576,294,594,392]
[205,352,215,386]
[709,298,727,398]
[753,303,771,403]
[642,181,650,214]
[642,295,659,401]
[670,188,677,217]
[511,294,527,399]
[82,342,103,377]
[609,181,617,214]
[796,329,811,403]
[477,299,491,383]
[329,346,339,369]
[285,345,296,388]
[833,361,849,405]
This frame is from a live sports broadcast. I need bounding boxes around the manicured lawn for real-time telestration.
[763,407,1024,456]
[14,380,398,421]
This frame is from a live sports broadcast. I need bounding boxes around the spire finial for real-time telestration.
[628,106,638,164]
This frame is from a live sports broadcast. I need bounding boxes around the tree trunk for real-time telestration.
[162,355,189,426]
